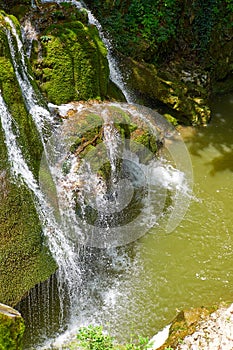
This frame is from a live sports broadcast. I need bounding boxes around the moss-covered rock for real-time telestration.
[64,103,162,164]
[0,303,25,349]
[118,56,211,126]
[0,13,56,306]
[28,3,109,105]
[56,102,166,189]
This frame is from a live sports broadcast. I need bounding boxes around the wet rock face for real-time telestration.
[120,56,211,126]
[0,303,25,349]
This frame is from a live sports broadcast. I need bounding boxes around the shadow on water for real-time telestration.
[187,94,233,175]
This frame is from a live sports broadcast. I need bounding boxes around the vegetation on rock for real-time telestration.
[0,303,25,350]
[84,0,233,125]
[29,3,109,105]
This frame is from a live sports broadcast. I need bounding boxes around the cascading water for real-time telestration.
[5,16,53,138]
[2,15,83,327]
[1,6,193,350]
[0,89,81,317]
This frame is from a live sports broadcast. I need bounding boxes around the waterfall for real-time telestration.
[5,16,53,139]
[0,91,81,312]
[1,5,193,349]
[2,17,83,321]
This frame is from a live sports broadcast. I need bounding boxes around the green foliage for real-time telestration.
[226,0,233,11]
[87,0,181,62]
[0,313,25,349]
[77,325,114,349]
[85,0,233,68]
[192,0,220,55]
[76,326,150,350]
[40,35,51,43]
[125,335,149,349]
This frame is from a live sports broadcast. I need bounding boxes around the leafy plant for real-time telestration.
[76,326,151,349]
[40,35,51,43]
[76,325,114,349]
[125,335,150,349]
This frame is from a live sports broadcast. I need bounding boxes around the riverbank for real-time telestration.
[177,303,233,350]
[152,303,233,350]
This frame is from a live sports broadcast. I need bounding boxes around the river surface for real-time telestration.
[18,94,233,349]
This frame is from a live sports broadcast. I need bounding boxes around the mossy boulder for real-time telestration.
[0,303,25,349]
[119,56,211,126]
[0,14,56,306]
[54,102,167,193]
[62,102,163,167]
[29,3,109,105]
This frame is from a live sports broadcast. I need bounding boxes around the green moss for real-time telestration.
[0,308,25,349]
[164,114,178,127]
[31,5,109,104]
[107,80,126,102]
[120,56,211,125]
[0,173,57,306]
